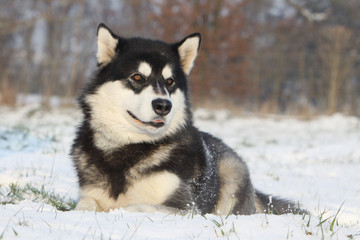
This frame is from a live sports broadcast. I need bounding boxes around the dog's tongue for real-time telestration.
[153,119,163,123]
[150,119,165,128]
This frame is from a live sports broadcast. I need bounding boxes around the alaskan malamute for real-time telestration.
[71,23,304,215]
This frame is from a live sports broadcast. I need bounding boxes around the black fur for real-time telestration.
[255,191,307,215]
[71,23,305,215]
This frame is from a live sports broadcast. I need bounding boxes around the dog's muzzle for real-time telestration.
[127,110,165,128]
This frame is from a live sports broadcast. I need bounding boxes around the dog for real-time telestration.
[71,23,304,215]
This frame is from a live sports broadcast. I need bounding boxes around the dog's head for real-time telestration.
[81,23,201,149]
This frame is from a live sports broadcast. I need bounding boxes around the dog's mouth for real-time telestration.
[127,110,165,128]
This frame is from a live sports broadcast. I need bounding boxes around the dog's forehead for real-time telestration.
[137,61,173,79]
[125,39,177,72]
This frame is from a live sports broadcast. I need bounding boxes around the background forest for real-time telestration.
[1,0,360,116]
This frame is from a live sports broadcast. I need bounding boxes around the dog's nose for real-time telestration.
[152,99,172,116]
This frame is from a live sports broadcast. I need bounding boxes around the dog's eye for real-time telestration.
[131,74,144,82]
[166,78,175,86]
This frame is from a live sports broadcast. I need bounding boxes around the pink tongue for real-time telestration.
[153,119,163,123]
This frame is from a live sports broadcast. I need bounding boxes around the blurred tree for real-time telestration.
[0,0,359,115]
[321,26,353,114]
[148,0,251,105]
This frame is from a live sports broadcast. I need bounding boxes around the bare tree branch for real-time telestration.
[285,0,330,23]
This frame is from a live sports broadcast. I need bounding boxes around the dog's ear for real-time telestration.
[97,23,119,66]
[176,33,201,75]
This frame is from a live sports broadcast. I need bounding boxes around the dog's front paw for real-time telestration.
[123,204,178,214]
[75,197,101,211]
[123,204,159,213]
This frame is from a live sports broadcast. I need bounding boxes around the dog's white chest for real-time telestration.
[117,171,180,207]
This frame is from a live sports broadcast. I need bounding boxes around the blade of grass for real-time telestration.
[330,202,344,232]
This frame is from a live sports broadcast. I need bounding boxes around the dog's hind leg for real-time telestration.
[216,156,257,215]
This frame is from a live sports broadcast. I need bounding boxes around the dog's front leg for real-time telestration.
[75,196,104,212]
[123,204,179,214]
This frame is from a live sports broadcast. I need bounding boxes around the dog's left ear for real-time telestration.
[176,33,201,75]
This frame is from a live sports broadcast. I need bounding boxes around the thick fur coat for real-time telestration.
[71,23,303,215]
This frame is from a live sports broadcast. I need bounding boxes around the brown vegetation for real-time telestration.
[0,0,359,115]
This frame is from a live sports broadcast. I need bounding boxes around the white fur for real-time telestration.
[162,64,173,79]
[76,171,180,212]
[125,86,173,127]
[119,171,180,206]
[97,27,118,65]
[86,81,187,150]
[123,204,178,214]
[178,36,200,75]
[138,62,152,77]
[75,195,100,211]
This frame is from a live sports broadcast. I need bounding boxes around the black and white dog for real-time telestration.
[71,23,303,215]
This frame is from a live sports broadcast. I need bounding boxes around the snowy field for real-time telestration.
[0,104,359,239]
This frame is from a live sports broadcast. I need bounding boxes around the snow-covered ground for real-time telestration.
[0,104,359,239]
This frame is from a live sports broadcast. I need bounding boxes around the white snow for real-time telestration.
[1,104,359,239]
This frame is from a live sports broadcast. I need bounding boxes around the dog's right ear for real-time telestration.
[97,23,119,66]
